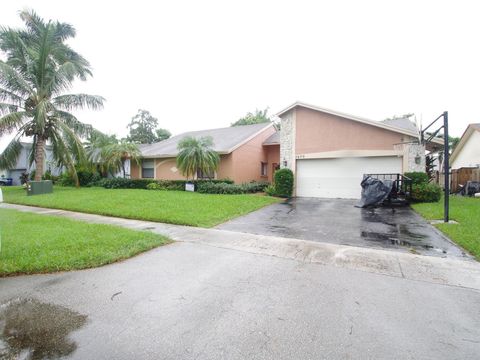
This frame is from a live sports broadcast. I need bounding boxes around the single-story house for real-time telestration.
[132,123,279,183]
[132,101,443,199]
[450,123,480,169]
[3,142,63,185]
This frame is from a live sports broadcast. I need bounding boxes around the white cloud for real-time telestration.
[1,0,479,152]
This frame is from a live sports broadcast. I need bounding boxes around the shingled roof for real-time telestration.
[139,123,274,158]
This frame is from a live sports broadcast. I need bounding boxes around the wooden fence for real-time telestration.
[434,167,480,192]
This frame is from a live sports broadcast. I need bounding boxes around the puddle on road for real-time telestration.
[0,298,87,359]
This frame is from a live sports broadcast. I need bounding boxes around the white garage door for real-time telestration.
[296,156,403,199]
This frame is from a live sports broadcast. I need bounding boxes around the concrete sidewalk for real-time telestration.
[2,203,480,290]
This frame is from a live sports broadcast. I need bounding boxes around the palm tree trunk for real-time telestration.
[34,138,46,181]
[122,160,126,178]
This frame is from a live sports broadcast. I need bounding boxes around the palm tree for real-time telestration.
[176,136,220,180]
[0,10,104,186]
[97,140,141,178]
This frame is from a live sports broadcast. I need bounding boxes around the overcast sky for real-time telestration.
[1,0,479,151]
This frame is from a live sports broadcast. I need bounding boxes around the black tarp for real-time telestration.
[356,176,394,208]
[460,181,480,196]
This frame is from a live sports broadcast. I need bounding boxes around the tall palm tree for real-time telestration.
[176,136,220,180]
[0,10,104,186]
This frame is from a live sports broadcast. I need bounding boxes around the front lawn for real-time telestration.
[1,186,280,227]
[412,196,480,260]
[0,208,170,276]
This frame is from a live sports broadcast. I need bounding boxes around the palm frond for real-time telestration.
[0,110,27,136]
[0,61,33,98]
[53,110,93,138]
[53,94,104,111]
[0,137,22,170]
[176,136,219,179]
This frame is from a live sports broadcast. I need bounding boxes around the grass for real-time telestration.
[1,186,280,228]
[412,196,480,260]
[0,208,170,276]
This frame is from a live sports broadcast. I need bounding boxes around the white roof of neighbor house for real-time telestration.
[139,123,274,158]
[450,123,480,163]
[276,101,443,145]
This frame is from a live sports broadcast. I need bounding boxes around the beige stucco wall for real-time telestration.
[451,130,480,169]
[294,107,412,154]
[131,161,140,178]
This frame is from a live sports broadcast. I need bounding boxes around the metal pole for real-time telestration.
[443,111,449,222]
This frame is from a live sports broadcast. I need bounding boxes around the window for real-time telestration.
[196,169,215,179]
[261,162,268,177]
[141,159,154,178]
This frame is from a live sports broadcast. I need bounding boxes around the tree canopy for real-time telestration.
[0,10,104,185]
[176,136,219,180]
[126,109,171,144]
[86,131,140,178]
[231,108,271,127]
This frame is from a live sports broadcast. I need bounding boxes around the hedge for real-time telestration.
[411,183,442,203]
[196,181,269,194]
[404,171,429,185]
[99,178,234,190]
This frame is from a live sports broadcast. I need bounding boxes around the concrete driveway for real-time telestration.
[1,204,479,359]
[1,240,480,360]
[217,198,466,258]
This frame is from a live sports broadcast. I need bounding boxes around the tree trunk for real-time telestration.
[122,160,126,178]
[34,138,45,181]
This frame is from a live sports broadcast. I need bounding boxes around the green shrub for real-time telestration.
[239,181,269,193]
[274,168,294,198]
[57,172,76,186]
[404,172,429,185]
[197,182,244,194]
[264,184,277,196]
[146,182,165,190]
[100,178,234,190]
[411,183,442,203]
[196,181,270,194]
[57,167,102,187]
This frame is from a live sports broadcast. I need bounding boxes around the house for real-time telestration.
[276,102,442,198]
[131,123,278,183]
[4,142,63,185]
[131,101,442,199]
[450,123,480,169]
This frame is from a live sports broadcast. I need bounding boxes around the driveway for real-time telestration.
[217,198,466,258]
[1,241,480,360]
[1,204,480,359]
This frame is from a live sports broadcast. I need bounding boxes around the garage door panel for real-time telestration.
[296,157,402,199]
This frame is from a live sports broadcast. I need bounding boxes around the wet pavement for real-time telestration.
[217,198,467,258]
[1,241,479,360]
[0,298,87,359]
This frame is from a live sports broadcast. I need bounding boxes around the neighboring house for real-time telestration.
[5,142,63,185]
[131,123,278,183]
[450,123,480,169]
[131,101,442,199]
[277,102,441,199]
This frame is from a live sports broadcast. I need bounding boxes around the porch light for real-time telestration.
[415,154,422,164]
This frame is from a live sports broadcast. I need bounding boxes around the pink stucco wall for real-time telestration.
[229,126,276,183]
[295,107,412,154]
[265,144,280,182]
